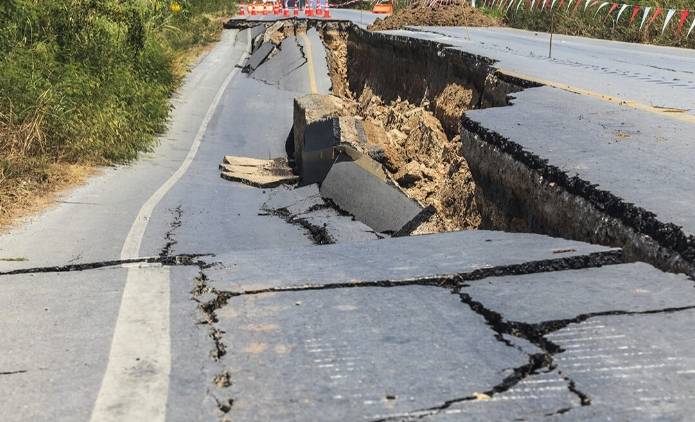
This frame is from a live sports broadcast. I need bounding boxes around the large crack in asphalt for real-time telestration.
[193,248,622,420]
[369,294,695,421]
[213,249,623,298]
[0,370,28,376]
[191,268,238,416]
[160,205,183,258]
[260,206,336,245]
[0,254,215,277]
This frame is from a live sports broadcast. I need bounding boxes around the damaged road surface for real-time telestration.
[2,12,695,422]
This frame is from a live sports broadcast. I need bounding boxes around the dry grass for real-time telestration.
[0,95,93,230]
[0,161,95,231]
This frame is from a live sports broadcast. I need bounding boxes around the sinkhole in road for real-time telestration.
[251,19,529,235]
[319,22,524,234]
[226,18,694,274]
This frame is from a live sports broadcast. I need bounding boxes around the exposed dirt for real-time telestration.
[321,29,353,99]
[368,3,501,32]
[352,88,481,233]
[0,163,94,233]
[319,24,482,233]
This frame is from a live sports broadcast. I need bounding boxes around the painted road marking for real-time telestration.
[90,31,251,422]
[299,32,319,94]
[499,68,695,125]
[90,265,171,422]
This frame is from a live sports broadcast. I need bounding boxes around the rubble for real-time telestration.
[219,156,298,188]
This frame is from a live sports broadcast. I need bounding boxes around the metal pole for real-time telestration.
[549,6,554,58]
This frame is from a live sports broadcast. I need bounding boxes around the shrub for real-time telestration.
[0,0,235,220]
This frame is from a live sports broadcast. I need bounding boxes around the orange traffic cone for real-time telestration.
[294,4,299,15]
[323,7,331,17]
[283,8,290,16]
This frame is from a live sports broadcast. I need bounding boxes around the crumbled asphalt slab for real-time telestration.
[320,157,427,234]
[242,41,275,73]
[261,184,381,244]
[249,37,307,89]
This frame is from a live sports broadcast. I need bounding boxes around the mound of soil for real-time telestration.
[368,3,501,31]
[351,87,482,233]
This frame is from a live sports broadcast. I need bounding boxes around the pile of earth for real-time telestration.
[346,87,482,234]
[368,2,501,31]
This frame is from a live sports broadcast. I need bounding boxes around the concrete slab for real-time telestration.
[320,154,423,233]
[203,230,618,293]
[293,95,349,171]
[220,156,298,188]
[301,117,340,185]
[462,262,695,324]
[214,286,530,421]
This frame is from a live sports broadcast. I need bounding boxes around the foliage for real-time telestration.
[486,0,694,48]
[0,0,235,219]
[1,0,236,162]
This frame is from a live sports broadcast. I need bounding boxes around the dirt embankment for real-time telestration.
[368,3,501,32]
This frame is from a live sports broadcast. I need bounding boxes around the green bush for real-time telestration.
[0,0,236,165]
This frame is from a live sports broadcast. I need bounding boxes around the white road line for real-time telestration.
[90,31,250,422]
[90,266,171,422]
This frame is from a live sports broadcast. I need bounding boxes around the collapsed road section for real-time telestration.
[227,17,695,276]
[7,17,692,422]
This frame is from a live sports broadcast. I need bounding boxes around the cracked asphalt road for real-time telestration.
[2,13,695,422]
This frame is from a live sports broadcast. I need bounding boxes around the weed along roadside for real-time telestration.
[0,0,236,228]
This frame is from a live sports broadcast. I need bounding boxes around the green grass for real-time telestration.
[482,0,694,48]
[0,0,236,222]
